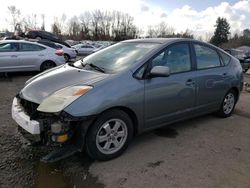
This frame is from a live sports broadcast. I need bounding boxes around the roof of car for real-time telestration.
[123,38,197,44]
[0,40,36,44]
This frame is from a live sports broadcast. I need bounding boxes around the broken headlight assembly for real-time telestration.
[37,85,93,113]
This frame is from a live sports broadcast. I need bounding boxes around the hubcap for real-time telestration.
[223,93,235,114]
[96,119,128,155]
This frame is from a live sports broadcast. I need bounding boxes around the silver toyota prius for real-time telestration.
[12,38,243,161]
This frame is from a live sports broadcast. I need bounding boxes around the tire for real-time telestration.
[85,110,134,161]
[40,61,56,72]
[216,90,237,118]
[64,54,70,62]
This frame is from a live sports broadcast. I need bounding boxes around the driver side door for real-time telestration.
[144,42,196,128]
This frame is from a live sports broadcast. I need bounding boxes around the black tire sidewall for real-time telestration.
[40,61,55,72]
[64,54,70,62]
[85,110,134,161]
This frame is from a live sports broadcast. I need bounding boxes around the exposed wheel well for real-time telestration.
[231,87,239,101]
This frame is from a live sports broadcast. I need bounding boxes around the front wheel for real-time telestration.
[216,90,237,118]
[85,110,134,161]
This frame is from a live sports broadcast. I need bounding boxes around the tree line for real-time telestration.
[4,5,250,48]
[5,5,194,41]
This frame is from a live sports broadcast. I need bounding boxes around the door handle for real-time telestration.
[38,54,44,57]
[11,55,18,58]
[186,79,195,86]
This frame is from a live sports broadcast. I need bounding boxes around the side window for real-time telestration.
[20,43,45,51]
[0,43,19,52]
[219,51,231,65]
[151,43,191,74]
[194,44,221,69]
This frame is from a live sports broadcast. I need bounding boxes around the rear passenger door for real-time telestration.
[19,43,46,71]
[192,43,230,112]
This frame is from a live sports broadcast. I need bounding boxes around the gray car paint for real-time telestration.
[19,38,243,134]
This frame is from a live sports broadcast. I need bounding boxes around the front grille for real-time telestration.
[19,98,39,118]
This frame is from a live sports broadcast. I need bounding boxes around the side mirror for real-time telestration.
[149,66,170,78]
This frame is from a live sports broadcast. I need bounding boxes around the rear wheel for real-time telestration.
[40,61,56,72]
[64,54,70,62]
[216,90,237,118]
[85,110,133,161]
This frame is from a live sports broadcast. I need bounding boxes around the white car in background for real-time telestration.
[72,44,97,55]
[55,43,77,62]
[0,40,65,72]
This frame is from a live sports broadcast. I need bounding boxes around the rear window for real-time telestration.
[38,41,58,49]
[20,43,45,51]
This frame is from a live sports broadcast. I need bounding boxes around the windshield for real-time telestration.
[74,42,159,73]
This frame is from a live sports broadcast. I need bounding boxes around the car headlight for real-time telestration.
[37,86,93,113]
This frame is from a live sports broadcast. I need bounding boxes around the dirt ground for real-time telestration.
[0,72,250,188]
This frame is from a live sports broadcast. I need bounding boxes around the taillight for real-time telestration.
[55,49,64,56]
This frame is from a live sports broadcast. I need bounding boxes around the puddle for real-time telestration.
[34,153,104,188]
[154,127,178,138]
[35,162,69,188]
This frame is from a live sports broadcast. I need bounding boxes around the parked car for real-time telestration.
[12,38,243,162]
[55,43,77,62]
[225,49,250,71]
[72,44,97,55]
[0,40,65,72]
[25,30,71,47]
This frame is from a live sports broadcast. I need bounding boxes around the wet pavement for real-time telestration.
[1,72,250,188]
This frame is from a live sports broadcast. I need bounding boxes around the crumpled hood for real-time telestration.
[19,64,109,104]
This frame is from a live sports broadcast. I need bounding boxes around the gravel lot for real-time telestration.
[0,72,250,188]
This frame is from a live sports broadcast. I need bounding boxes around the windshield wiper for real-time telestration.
[87,63,105,73]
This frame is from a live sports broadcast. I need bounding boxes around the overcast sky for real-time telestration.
[0,0,250,38]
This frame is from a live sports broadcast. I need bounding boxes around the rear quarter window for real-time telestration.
[219,51,231,65]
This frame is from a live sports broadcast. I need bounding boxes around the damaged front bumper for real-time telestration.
[11,97,95,162]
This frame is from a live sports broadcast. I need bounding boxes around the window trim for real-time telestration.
[192,42,224,71]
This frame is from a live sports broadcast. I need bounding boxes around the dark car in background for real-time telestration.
[25,30,71,48]
[225,49,250,71]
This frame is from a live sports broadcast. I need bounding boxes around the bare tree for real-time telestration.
[79,11,92,39]
[68,16,81,40]
[7,6,21,32]
[23,14,37,30]
[41,14,45,31]
[51,17,62,35]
